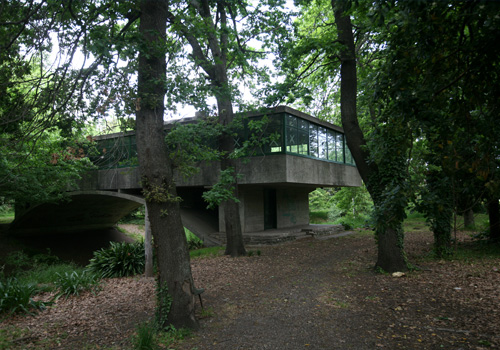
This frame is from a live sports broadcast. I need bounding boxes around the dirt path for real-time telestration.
[1,230,499,349]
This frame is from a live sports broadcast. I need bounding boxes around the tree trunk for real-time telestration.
[216,95,246,257]
[376,226,407,272]
[332,0,408,272]
[136,0,198,330]
[144,206,154,277]
[487,197,500,242]
[463,208,475,229]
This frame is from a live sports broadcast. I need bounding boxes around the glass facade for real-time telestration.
[250,112,356,166]
[93,112,356,169]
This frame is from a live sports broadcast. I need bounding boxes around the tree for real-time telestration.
[274,0,500,267]
[1,0,200,329]
[0,2,96,210]
[136,0,198,329]
[164,0,290,256]
[333,0,410,272]
[370,0,500,251]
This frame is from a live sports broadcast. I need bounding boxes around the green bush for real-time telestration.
[55,271,101,297]
[334,214,372,230]
[132,322,158,350]
[309,210,329,223]
[185,229,204,250]
[4,249,61,276]
[87,241,145,278]
[0,278,48,315]
[17,263,83,293]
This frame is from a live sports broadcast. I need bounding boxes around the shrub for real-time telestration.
[55,271,101,297]
[0,278,47,315]
[132,322,158,350]
[185,229,204,250]
[334,214,372,230]
[17,263,82,293]
[87,241,145,278]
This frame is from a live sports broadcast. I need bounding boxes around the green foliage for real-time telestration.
[310,186,373,229]
[166,118,223,178]
[132,322,158,350]
[86,241,145,278]
[55,271,101,298]
[0,130,95,207]
[17,264,84,293]
[0,203,13,224]
[334,214,371,231]
[185,229,204,250]
[119,206,146,225]
[158,326,192,348]
[0,278,48,315]
[155,281,172,330]
[4,249,61,276]
[332,186,373,217]
[131,320,192,350]
[202,167,241,209]
[309,210,329,223]
[309,188,336,211]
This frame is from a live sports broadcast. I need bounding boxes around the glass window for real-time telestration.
[318,127,327,160]
[286,114,297,128]
[298,130,309,155]
[327,131,336,161]
[286,125,298,153]
[309,124,318,158]
[345,145,355,165]
[336,133,344,163]
[262,115,283,153]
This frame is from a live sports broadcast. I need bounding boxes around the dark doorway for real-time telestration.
[264,188,277,230]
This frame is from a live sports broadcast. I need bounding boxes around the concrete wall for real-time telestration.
[74,153,362,235]
[276,187,311,228]
[240,186,265,232]
[80,154,362,191]
[217,185,311,233]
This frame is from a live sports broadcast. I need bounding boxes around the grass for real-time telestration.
[190,246,223,259]
[16,264,86,293]
[0,326,29,350]
[0,250,102,316]
[0,211,14,224]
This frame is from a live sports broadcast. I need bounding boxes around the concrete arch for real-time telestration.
[9,191,144,236]
[9,190,221,245]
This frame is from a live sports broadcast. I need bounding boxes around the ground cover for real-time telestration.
[1,217,499,349]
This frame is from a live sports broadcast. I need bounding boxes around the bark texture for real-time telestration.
[136,0,198,329]
[215,75,246,257]
[488,198,500,242]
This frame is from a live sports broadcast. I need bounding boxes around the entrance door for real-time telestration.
[264,188,277,230]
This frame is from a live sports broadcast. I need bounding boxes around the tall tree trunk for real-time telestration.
[136,0,198,330]
[216,90,246,257]
[463,208,475,228]
[333,0,407,272]
[487,197,500,242]
[165,2,246,256]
